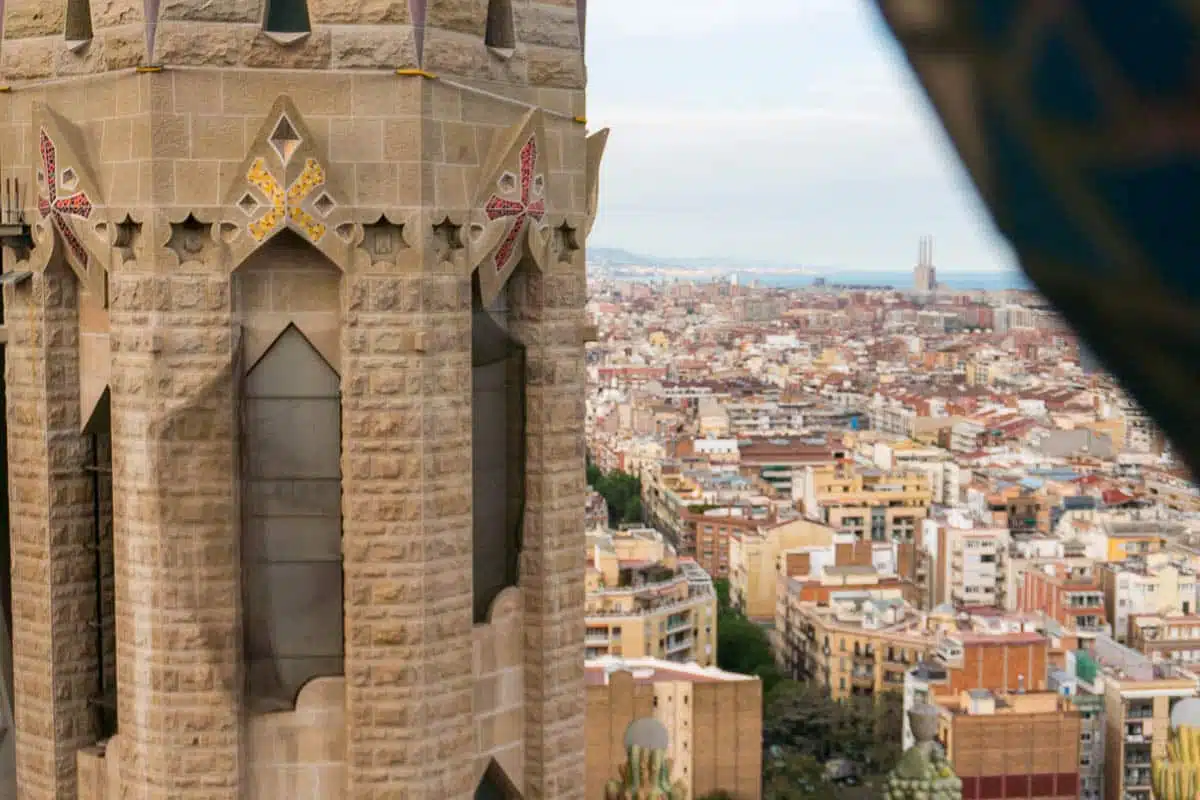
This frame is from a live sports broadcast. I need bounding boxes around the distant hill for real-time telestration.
[587,246,794,271]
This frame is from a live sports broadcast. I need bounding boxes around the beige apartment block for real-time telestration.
[0,1,604,798]
[586,529,718,666]
[584,659,762,800]
[774,581,928,701]
[728,517,834,622]
[799,464,931,543]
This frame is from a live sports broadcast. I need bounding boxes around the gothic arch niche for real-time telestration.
[234,230,343,710]
[472,272,527,623]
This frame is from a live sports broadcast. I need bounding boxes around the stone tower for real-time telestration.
[0,1,606,798]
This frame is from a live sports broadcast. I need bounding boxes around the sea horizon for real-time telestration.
[595,269,1033,292]
[770,270,1032,291]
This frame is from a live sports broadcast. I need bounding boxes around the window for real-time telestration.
[84,399,117,738]
[263,0,311,39]
[485,0,516,51]
[65,0,94,46]
[471,282,526,622]
[242,325,344,709]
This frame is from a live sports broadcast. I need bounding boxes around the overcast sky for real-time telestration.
[584,0,1020,274]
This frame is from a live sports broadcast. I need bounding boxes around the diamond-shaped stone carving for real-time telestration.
[268,115,302,165]
[313,192,336,218]
[238,192,261,217]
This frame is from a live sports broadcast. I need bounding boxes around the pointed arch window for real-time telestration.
[263,0,312,42]
[471,280,526,623]
[65,0,94,49]
[485,0,516,52]
[242,325,343,709]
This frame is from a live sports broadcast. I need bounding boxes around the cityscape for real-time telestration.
[0,2,1195,800]
[582,245,1197,800]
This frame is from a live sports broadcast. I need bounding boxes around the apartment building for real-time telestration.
[586,529,718,666]
[683,505,768,580]
[932,525,1011,609]
[799,464,932,543]
[585,658,762,800]
[1097,520,1174,563]
[935,690,1082,800]
[1019,561,1110,637]
[867,437,963,506]
[642,470,705,551]
[737,436,843,498]
[1102,554,1198,642]
[727,518,836,621]
[774,592,931,701]
[1076,638,1199,800]
[1128,613,1200,665]
[1048,667,1106,800]
[900,606,1053,749]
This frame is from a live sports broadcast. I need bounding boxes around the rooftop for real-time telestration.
[584,657,755,686]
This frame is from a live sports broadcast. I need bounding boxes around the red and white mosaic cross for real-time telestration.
[37,129,93,267]
[484,135,546,273]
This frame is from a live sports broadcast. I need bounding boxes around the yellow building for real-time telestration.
[728,518,835,622]
[585,658,762,800]
[586,529,718,666]
[1101,520,1170,563]
[774,582,926,701]
[800,465,932,543]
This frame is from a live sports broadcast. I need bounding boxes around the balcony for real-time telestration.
[585,633,610,646]
[665,634,693,655]
[1124,769,1152,788]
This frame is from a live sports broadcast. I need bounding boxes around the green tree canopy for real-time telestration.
[585,462,644,526]
[763,682,904,777]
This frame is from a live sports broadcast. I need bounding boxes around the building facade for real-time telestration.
[727,517,834,621]
[936,690,1082,800]
[800,464,932,543]
[0,2,601,798]
[774,590,931,701]
[584,659,762,800]
[585,529,718,666]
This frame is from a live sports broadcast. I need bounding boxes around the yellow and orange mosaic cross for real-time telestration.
[246,157,328,243]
